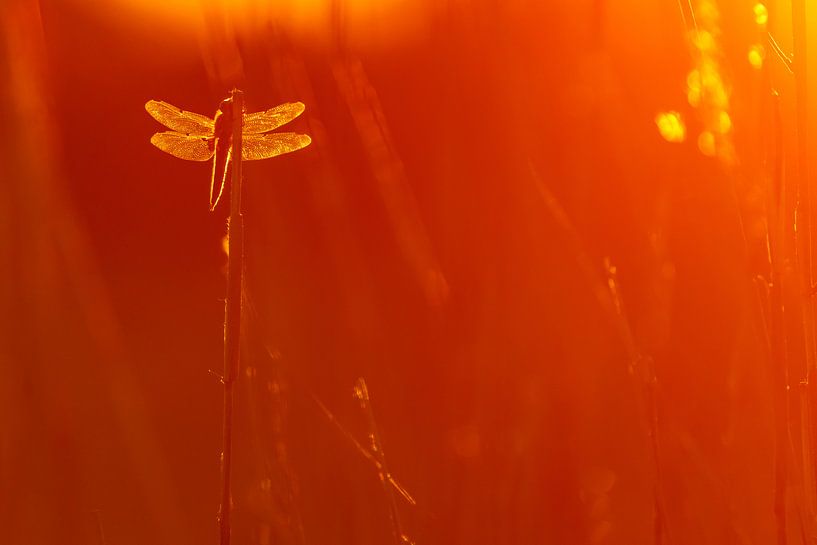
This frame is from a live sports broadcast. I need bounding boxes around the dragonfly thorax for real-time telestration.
[214,99,235,141]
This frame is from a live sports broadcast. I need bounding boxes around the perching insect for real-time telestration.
[145,98,311,210]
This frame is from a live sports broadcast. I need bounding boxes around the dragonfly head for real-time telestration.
[214,97,235,137]
[218,97,233,116]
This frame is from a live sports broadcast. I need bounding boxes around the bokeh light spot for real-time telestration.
[655,111,686,143]
[687,69,702,106]
[748,44,765,69]
[754,3,768,26]
[717,111,732,134]
[698,131,716,156]
[692,30,716,52]
[687,88,701,107]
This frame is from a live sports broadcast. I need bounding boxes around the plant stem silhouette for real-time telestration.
[219,88,245,545]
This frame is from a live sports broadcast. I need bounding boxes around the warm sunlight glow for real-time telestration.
[655,111,686,143]
[16,2,817,545]
[69,0,433,50]
[683,1,734,164]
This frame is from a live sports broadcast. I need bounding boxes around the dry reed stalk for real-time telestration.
[219,88,245,545]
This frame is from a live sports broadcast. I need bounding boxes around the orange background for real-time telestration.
[3,1,814,544]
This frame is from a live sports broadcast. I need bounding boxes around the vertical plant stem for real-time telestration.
[220,88,245,545]
[792,2,815,369]
[792,2,813,302]
[604,262,669,545]
[766,90,790,545]
[530,168,671,543]
[92,509,107,545]
[792,2,817,537]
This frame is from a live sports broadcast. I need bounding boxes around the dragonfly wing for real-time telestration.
[242,102,306,134]
[145,100,215,135]
[150,132,215,161]
[242,133,312,161]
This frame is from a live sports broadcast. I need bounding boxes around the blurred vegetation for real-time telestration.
[4,1,817,545]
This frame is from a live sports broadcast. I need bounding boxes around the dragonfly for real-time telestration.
[145,97,311,210]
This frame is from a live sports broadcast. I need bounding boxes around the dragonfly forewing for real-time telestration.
[242,102,306,134]
[146,100,215,135]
